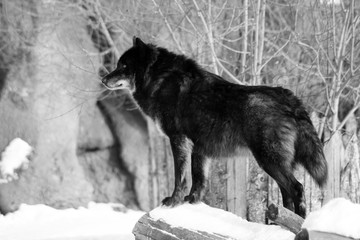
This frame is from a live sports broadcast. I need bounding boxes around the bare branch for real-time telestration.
[241,0,248,76]
[94,0,120,59]
[151,0,185,54]
[174,0,201,37]
[191,0,219,74]
[253,0,261,84]
[350,0,355,75]
[259,38,290,72]
[257,0,266,75]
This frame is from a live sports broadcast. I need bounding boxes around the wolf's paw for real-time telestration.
[161,196,182,207]
[184,193,201,204]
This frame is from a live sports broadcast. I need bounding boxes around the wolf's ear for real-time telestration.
[133,36,146,48]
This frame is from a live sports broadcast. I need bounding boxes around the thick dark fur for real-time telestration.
[102,37,328,218]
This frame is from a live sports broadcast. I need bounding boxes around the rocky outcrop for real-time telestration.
[0,1,147,213]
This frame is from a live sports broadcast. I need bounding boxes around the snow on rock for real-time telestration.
[0,202,144,240]
[0,138,33,183]
[302,198,360,238]
[149,202,295,240]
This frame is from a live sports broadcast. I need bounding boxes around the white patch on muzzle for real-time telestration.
[105,79,131,90]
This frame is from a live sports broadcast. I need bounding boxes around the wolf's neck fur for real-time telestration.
[133,46,203,117]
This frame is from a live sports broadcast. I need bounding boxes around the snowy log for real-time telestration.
[133,213,229,240]
[132,202,294,240]
[295,229,358,240]
[265,202,304,234]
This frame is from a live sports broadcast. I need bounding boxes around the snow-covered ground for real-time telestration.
[0,138,145,240]
[1,199,360,240]
[1,202,294,240]
[0,202,145,240]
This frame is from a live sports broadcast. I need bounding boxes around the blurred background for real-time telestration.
[0,0,359,224]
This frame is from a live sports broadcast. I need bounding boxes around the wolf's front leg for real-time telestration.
[162,135,189,207]
[184,151,209,204]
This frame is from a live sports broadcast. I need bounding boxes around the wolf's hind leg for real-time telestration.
[292,180,306,217]
[162,135,189,207]
[279,187,294,212]
[184,151,209,204]
[263,164,306,218]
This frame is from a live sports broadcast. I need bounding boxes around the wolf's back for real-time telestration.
[295,116,328,187]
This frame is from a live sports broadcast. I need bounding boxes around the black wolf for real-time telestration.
[102,37,327,218]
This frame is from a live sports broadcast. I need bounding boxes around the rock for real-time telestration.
[98,94,151,211]
[0,2,97,213]
[78,147,138,208]
[77,97,114,152]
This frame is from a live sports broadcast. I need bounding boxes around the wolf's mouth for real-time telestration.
[102,79,131,91]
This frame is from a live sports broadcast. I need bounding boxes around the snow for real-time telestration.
[150,202,295,240]
[302,198,360,238]
[0,138,33,183]
[0,202,145,240]
[1,198,359,240]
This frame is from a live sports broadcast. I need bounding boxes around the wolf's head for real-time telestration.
[101,37,157,93]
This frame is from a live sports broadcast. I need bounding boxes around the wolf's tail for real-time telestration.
[296,118,328,187]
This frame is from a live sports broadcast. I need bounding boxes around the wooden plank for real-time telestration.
[236,156,248,217]
[226,157,236,214]
[227,156,247,217]
[147,118,159,209]
[204,157,228,210]
[323,132,343,203]
[147,118,181,209]
[247,157,268,222]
